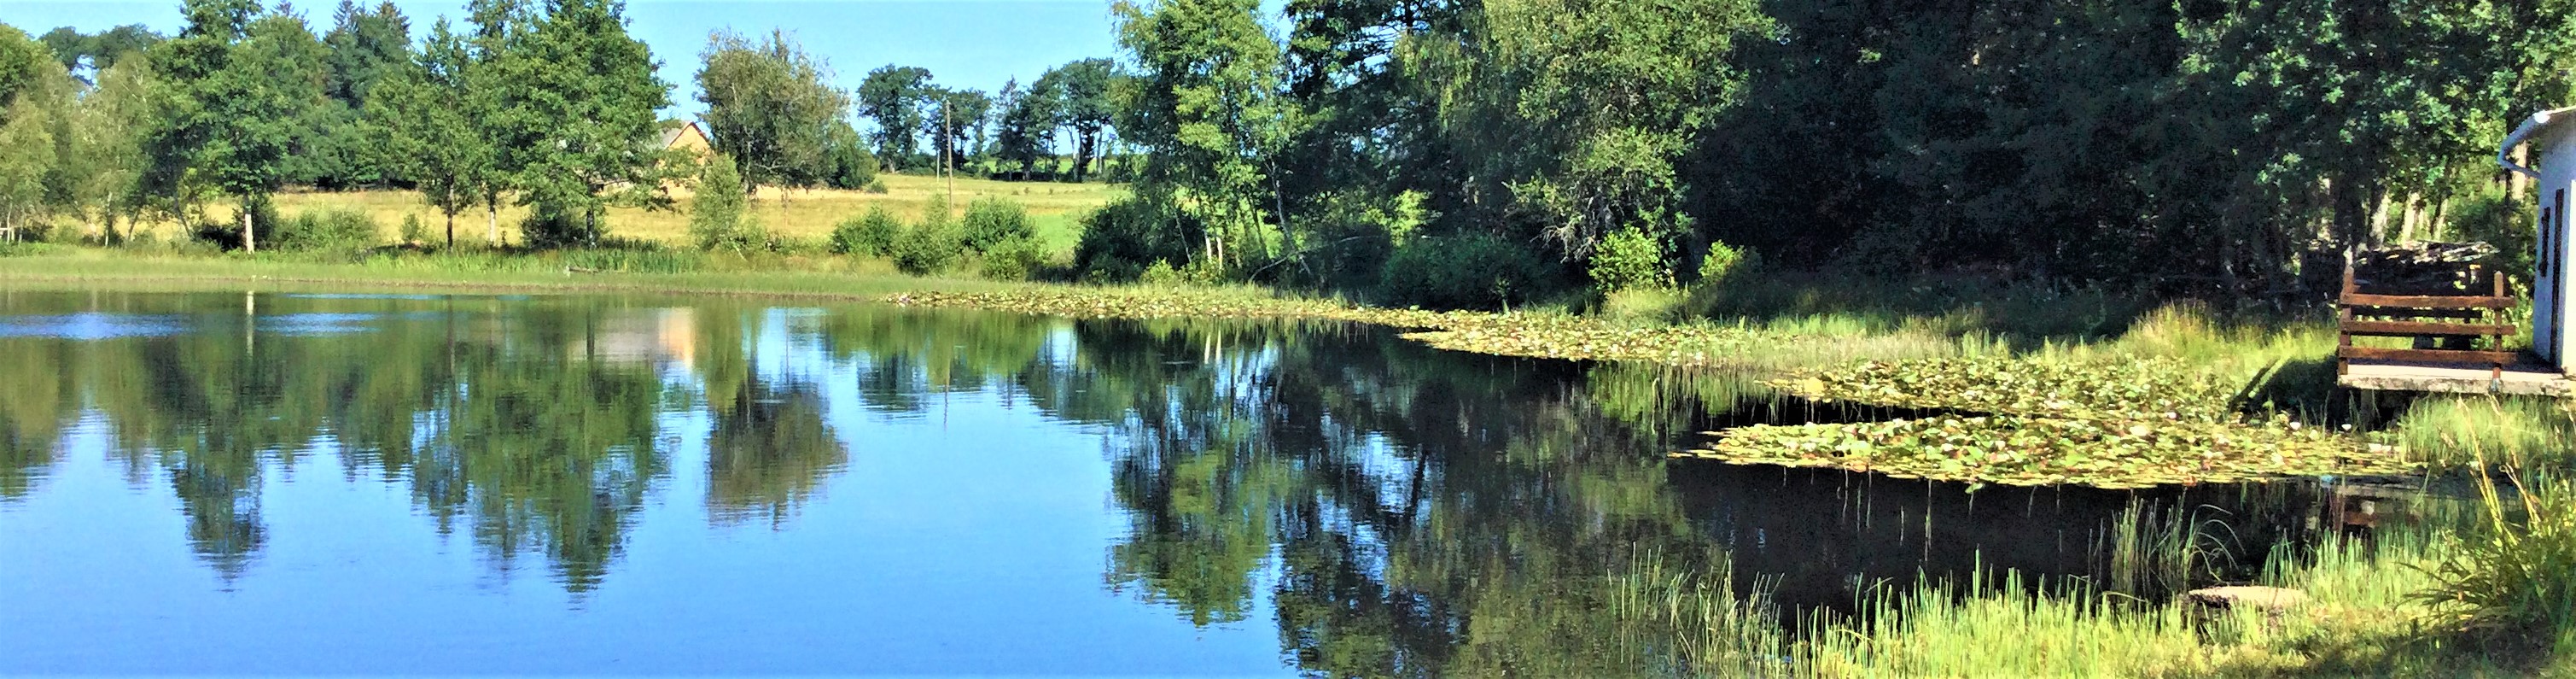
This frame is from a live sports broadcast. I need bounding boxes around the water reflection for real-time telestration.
[0,289,2358,674]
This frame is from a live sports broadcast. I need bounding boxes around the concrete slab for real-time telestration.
[2340,359,2573,397]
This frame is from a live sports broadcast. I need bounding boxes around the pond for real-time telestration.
[0,288,2375,675]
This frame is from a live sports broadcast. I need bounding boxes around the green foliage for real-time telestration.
[689,154,761,251]
[367,17,492,248]
[1139,258,1221,287]
[855,65,934,169]
[976,236,1047,281]
[481,0,675,246]
[320,0,411,108]
[1113,0,1298,270]
[37,24,161,76]
[891,195,964,274]
[960,196,1033,253]
[398,212,426,244]
[821,120,878,190]
[268,207,380,251]
[696,30,848,193]
[144,0,310,250]
[1587,228,1668,293]
[2415,470,2576,638]
[1075,196,1199,280]
[2447,184,2534,284]
[829,207,902,256]
[1377,232,1547,310]
[1695,240,1751,286]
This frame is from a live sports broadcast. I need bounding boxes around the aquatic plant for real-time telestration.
[2412,468,2576,638]
[1680,414,2407,489]
[1767,355,2244,423]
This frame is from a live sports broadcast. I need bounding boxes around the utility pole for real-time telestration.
[943,100,954,201]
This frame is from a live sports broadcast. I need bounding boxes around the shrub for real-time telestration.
[522,204,602,249]
[892,196,964,274]
[830,207,903,256]
[399,214,428,246]
[1075,196,1198,281]
[961,197,1034,253]
[1696,239,1754,285]
[269,208,380,251]
[977,236,1047,280]
[1378,232,1549,310]
[690,155,764,252]
[1588,228,1669,293]
[825,134,879,190]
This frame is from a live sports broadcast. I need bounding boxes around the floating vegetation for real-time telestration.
[891,290,1956,367]
[1676,414,2410,489]
[1767,356,2244,422]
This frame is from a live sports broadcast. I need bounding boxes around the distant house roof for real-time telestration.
[657,120,711,153]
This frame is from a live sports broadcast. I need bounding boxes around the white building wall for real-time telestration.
[2538,124,2576,371]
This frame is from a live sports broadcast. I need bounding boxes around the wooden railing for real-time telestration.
[2337,265,2521,376]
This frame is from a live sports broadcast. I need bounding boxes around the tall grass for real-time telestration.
[2389,396,2576,468]
[2413,467,2576,638]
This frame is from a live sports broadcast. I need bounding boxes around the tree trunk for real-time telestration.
[445,210,456,249]
[1074,132,1097,183]
[242,204,256,254]
[487,203,498,247]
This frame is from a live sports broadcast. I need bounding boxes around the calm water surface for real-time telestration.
[0,289,2348,675]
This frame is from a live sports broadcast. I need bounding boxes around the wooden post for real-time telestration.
[2339,263,2357,376]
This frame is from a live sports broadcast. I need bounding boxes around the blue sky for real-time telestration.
[0,1,1127,119]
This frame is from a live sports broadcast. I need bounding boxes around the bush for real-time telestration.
[1378,232,1549,310]
[1139,259,1222,287]
[1075,196,1198,281]
[522,204,602,249]
[399,214,428,246]
[977,236,1047,280]
[1588,228,1669,293]
[1695,239,1757,286]
[825,134,880,190]
[690,155,765,252]
[961,197,1034,253]
[830,207,903,256]
[891,196,965,274]
[269,208,380,251]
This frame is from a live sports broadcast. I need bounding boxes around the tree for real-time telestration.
[143,0,311,252]
[321,0,410,108]
[922,86,989,176]
[481,0,676,247]
[1042,58,1119,182]
[69,56,162,240]
[821,120,878,190]
[370,18,493,248]
[855,65,932,170]
[689,152,758,251]
[463,0,531,244]
[696,29,849,196]
[0,26,69,243]
[1114,0,1302,269]
[993,77,1058,179]
[38,25,162,83]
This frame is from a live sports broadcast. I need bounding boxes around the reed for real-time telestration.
[2388,396,2576,469]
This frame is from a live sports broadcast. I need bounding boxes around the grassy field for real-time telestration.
[229,173,1122,252]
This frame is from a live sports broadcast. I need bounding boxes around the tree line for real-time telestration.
[1087,0,2576,304]
[6,0,2572,305]
[0,0,1125,251]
